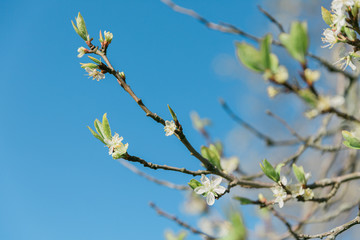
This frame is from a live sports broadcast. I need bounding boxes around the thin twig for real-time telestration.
[118,159,189,190]
[257,5,285,33]
[149,202,216,240]
[220,98,299,147]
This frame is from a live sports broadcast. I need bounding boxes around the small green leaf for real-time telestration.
[88,56,102,65]
[167,104,178,121]
[102,113,112,139]
[261,34,272,70]
[94,119,105,139]
[221,212,247,240]
[342,130,360,149]
[235,42,265,72]
[275,163,285,176]
[292,164,306,184]
[233,196,255,205]
[188,179,202,190]
[260,159,280,182]
[279,21,308,64]
[321,7,333,26]
[201,145,222,170]
[299,89,318,108]
[344,27,356,41]
[87,126,105,144]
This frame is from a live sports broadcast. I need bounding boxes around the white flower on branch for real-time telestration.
[334,53,357,71]
[271,176,288,208]
[104,31,113,43]
[164,120,176,136]
[321,29,337,49]
[194,174,226,206]
[85,67,105,81]
[220,156,239,174]
[77,47,87,58]
[104,133,129,158]
[331,0,354,11]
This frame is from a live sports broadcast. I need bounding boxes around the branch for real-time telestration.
[219,98,299,147]
[118,159,189,190]
[123,154,211,176]
[298,208,360,239]
[149,202,216,240]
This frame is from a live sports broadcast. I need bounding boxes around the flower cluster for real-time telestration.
[322,0,360,70]
[88,114,129,159]
[271,175,314,208]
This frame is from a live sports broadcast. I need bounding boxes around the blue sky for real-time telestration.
[1,0,327,239]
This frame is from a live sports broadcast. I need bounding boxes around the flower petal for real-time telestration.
[211,176,222,187]
[206,192,215,206]
[194,186,207,195]
[200,174,210,185]
[214,185,226,195]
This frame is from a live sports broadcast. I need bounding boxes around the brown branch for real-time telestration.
[149,202,216,240]
[269,207,301,240]
[123,154,211,176]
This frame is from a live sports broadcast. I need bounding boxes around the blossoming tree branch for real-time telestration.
[72,0,360,239]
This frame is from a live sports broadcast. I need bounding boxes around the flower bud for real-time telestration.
[104,31,113,43]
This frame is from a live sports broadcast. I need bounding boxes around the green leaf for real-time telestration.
[261,34,272,70]
[235,42,265,72]
[275,163,285,176]
[188,179,202,190]
[344,27,356,41]
[279,21,308,64]
[76,12,88,40]
[167,104,178,121]
[321,7,333,26]
[260,159,280,182]
[94,119,105,139]
[298,89,318,108]
[88,56,102,65]
[201,145,222,170]
[342,130,360,149]
[233,196,255,205]
[102,113,112,140]
[87,126,106,144]
[292,164,306,184]
[221,212,247,240]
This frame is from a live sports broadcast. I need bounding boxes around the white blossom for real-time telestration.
[321,29,337,48]
[220,156,239,174]
[303,188,314,200]
[198,218,231,238]
[77,47,87,58]
[164,120,176,136]
[194,174,226,206]
[271,176,288,208]
[104,133,128,158]
[334,53,357,71]
[267,86,279,98]
[104,31,113,43]
[305,95,344,118]
[273,65,288,83]
[331,0,354,11]
[85,67,105,81]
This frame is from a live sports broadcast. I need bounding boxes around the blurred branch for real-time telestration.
[220,98,299,147]
[149,202,216,240]
[257,5,285,33]
[118,159,189,190]
[298,206,360,239]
